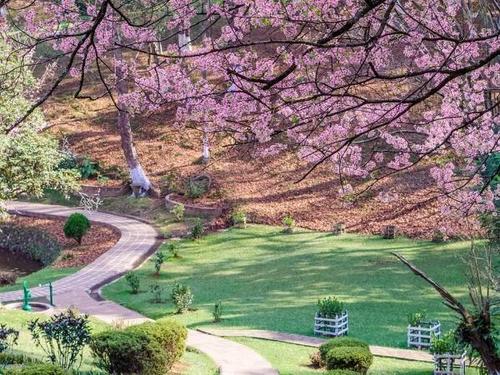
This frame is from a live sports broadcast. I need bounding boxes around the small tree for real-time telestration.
[152,251,166,276]
[170,204,185,222]
[63,213,91,244]
[394,243,500,374]
[171,283,193,313]
[28,309,91,370]
[125,272,140,294]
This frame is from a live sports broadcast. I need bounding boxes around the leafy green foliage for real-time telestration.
[0,324,19,353]
[407,311,427,326]
[91,320,187,374]
[317,297,345,318]
[324,370,362,375]
[149,284,164,304]
[186,180,208,199]
[166,242,180,258]
[0,224,61,265]
[282,214,295,233]
[170,203,185,222]
[90,330,160,375]
[430,330,461,355]
[63,213,91,244]
[319,337,369,362]
[231,210,247,228]
[171,283,193,313]
[0,352,39,366]
[3,363,69,375]
[78,157,100,179]
[27,310,92,370]
[191,218,204,240]
[152,251,166,275]
[325,346,373,373]
[125,272,140,294]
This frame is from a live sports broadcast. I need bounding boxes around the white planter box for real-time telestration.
[314,311,349,337]
[433,352,466,375]
[407,321,441,349]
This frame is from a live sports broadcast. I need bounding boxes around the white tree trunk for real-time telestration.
[202,129,210,164]
[114,30,151,195]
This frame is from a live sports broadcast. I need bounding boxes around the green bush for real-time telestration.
[407,311,427,326]
[90,329,164,375]
[63,213,91,244]
[186,180,208,199]
[171,283,193,313]
[317,296,345,318]
[319,337,369,361]
[152,251,166,275]
[282,214,295,233]
[0,225,61,265]
[170,204,185,222]
[213,300,223,322]
[28,310,91,370]
[78,157,100,179]
[128,319,186,369]
[325,346,373,373]
[430,330,460,355]
[191,219,204,240]
[231,210,247,228]
[324,370,361,375]
[3,363,68,375]
[125,272,140,294]
[92,320,186,374]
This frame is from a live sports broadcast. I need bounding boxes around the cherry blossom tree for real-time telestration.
[1,0,498,212]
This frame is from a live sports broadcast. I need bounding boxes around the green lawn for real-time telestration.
[229,337,481,375]
[0,308,217,375]
[0,267,81,292]
[103,225,475,347]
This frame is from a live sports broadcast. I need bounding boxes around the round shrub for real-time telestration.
[325,370,361,375]
[325,346,373,374]
[0,224,61,265]
[319,337,369,361]
[4,363,68,375]
[63,213,91,244]
[90,329,164,375]
[127,319,187,369]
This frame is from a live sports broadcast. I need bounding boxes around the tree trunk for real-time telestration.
[114,33,151,196]
[202,128,210,164]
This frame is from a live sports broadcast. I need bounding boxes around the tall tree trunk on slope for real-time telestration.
[114,34,151,195]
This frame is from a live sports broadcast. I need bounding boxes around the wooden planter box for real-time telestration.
[433,352,466,375]
[314,311,349,337]
[407,321,441,349]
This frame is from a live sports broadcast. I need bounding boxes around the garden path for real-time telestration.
[199,328,434,363]
[0,201,278,375]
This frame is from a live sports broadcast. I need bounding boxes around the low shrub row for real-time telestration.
[0,224,61,266]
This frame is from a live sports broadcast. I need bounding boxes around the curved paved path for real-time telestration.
[0,201,278,375]
[199,328,434,363]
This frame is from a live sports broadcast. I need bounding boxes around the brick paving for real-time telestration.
[199,328,434,363]
[0,201,278,375]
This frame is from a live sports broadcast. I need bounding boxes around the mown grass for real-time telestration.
[103,224,477,347]
[0,267,81,292]
[229,337,481,375]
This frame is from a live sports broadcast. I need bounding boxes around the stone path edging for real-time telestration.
[0,201,278,375]
[198,328,434,363]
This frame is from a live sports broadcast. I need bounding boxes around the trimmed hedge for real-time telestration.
[3,363,68,375]
[90,319,187,375]
[0,224,61,265]
[325,346,373,374]
[319,337,370,361]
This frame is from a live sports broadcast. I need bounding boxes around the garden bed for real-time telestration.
[2,215,120,268]
[165,193,226,217]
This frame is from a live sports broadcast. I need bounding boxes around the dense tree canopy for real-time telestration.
[0,0,498,214]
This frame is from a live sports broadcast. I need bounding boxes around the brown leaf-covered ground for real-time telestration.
[43,82,480,240]
[7,215,120,268]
